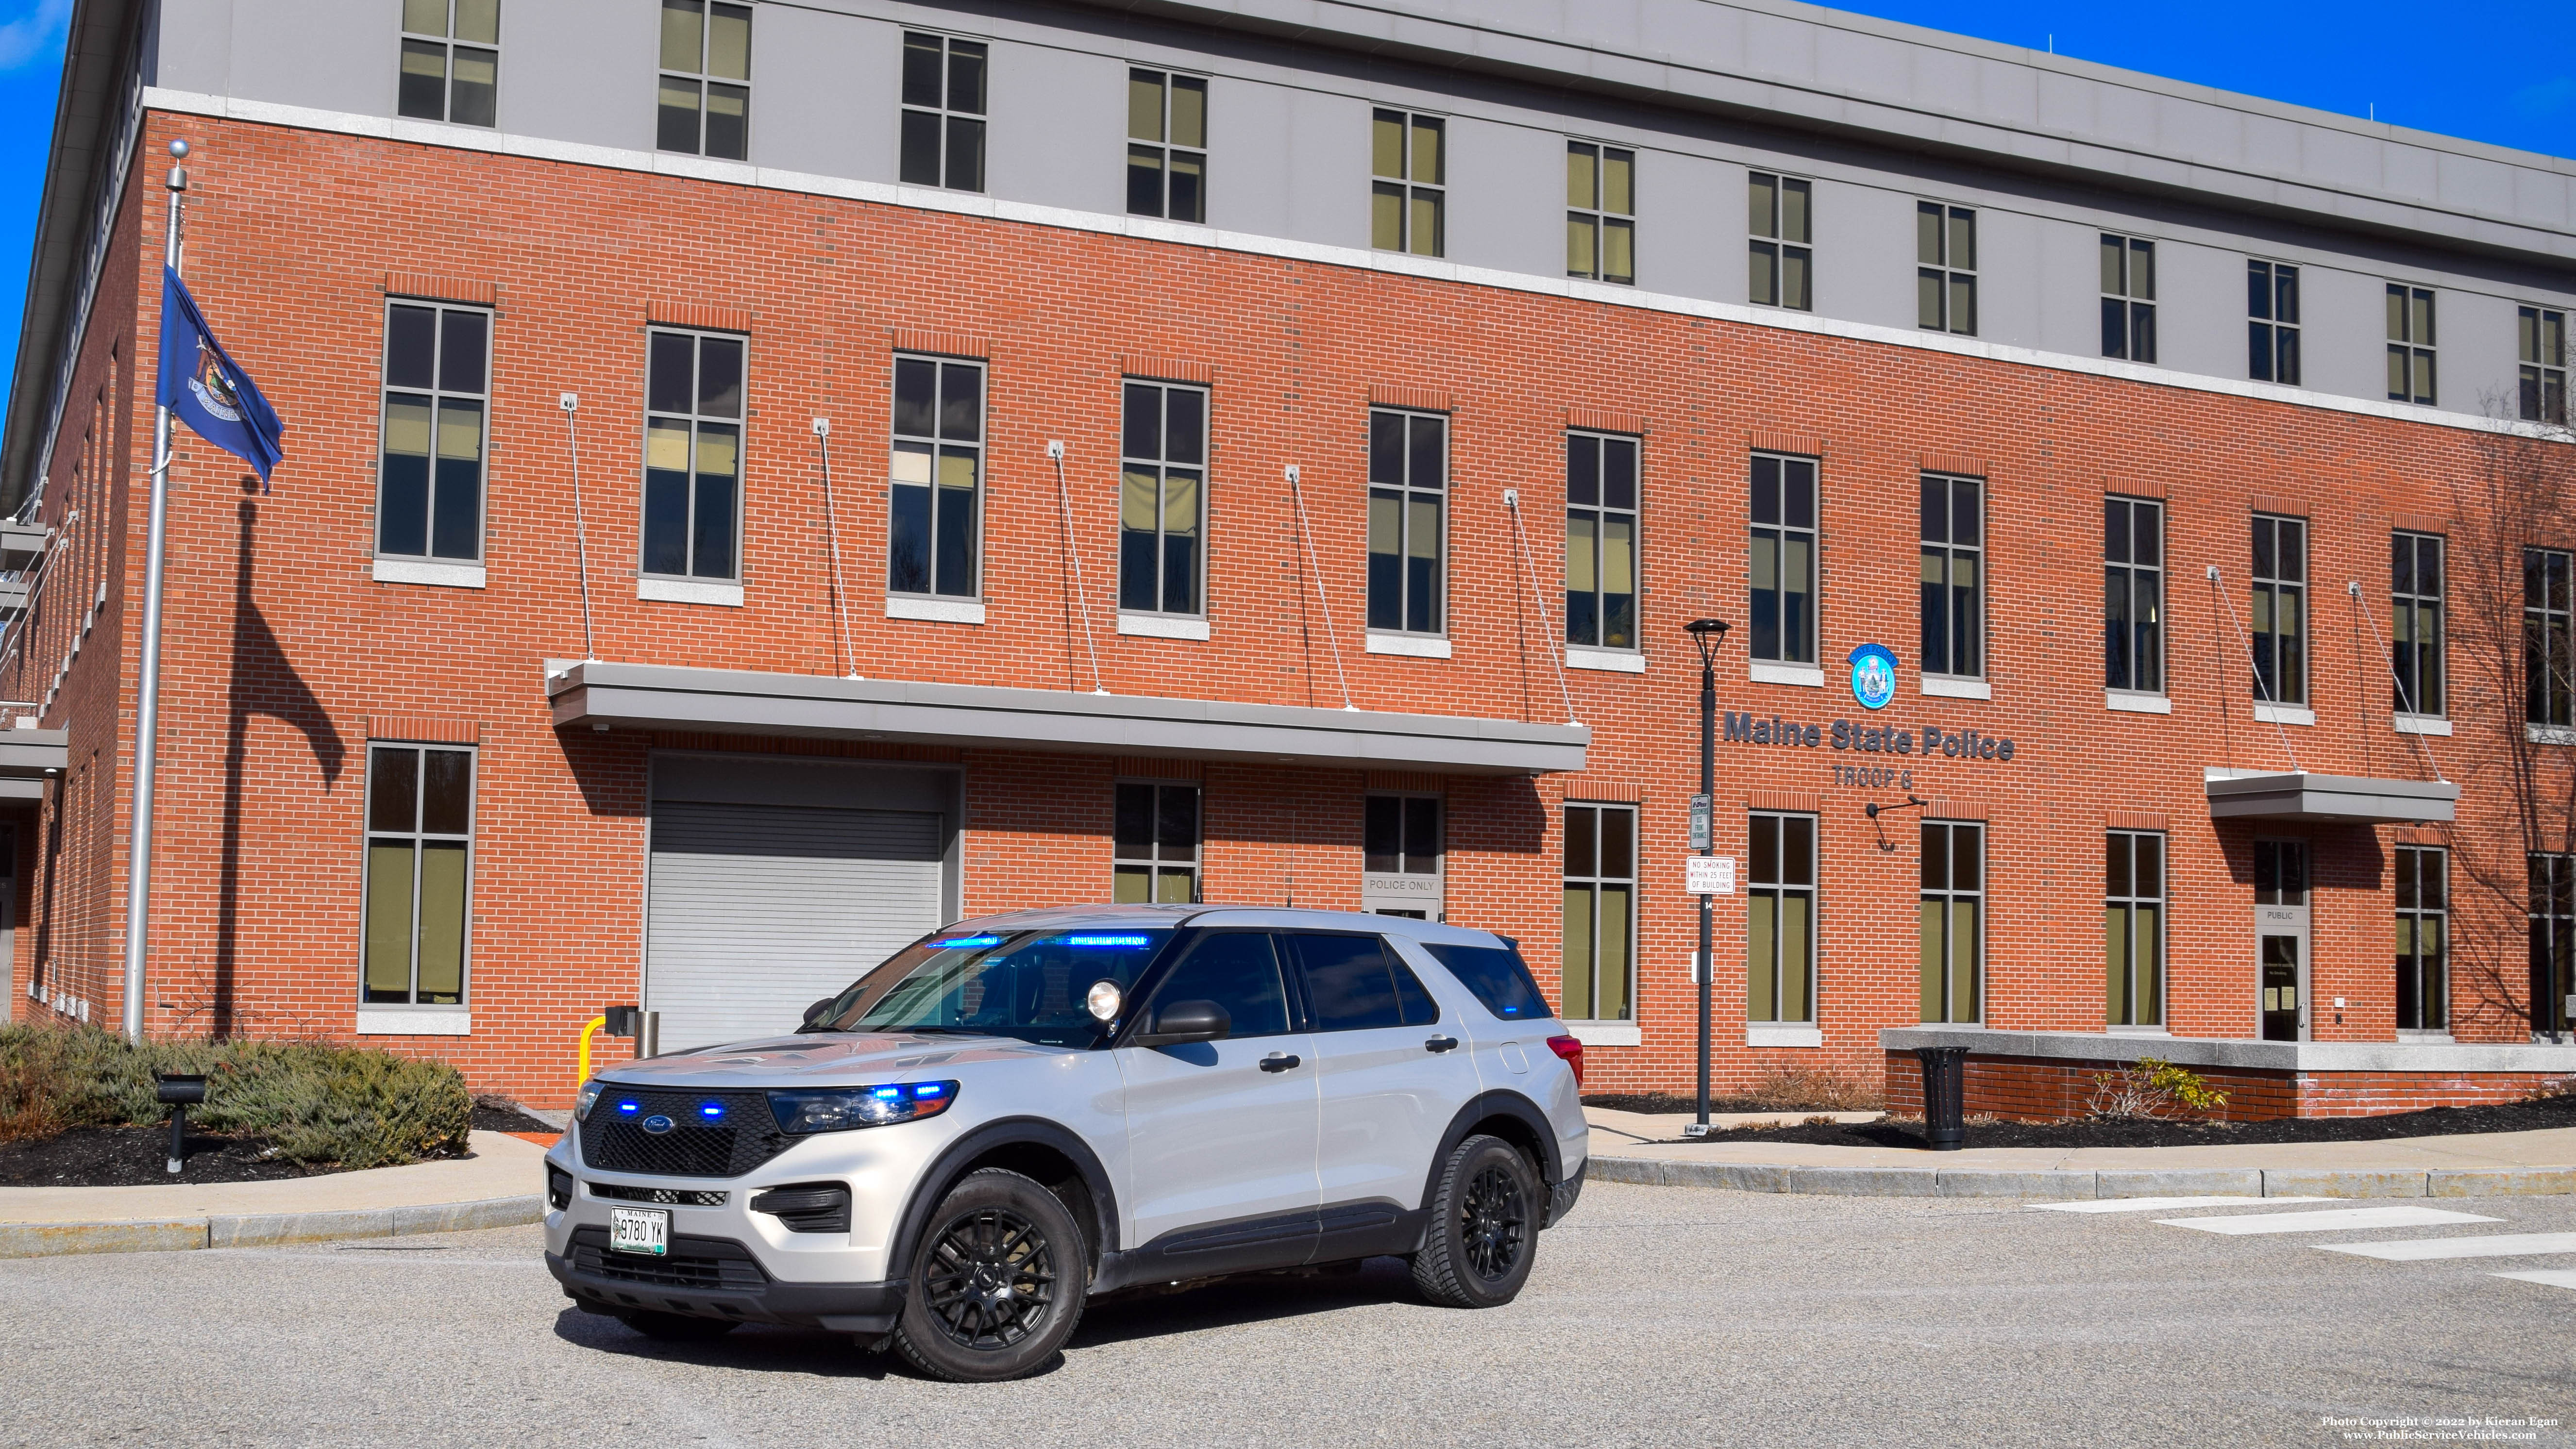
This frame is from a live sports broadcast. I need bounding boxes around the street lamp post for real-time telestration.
[1684,617,1732,1135]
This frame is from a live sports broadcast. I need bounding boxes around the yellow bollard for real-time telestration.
[576,1015,607,1087]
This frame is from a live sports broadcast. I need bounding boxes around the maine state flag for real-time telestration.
[155,266,286,486]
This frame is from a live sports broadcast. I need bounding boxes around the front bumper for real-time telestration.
[547,1225,907,1332]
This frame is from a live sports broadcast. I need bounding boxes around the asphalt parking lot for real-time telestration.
[6,1182,2574,1448]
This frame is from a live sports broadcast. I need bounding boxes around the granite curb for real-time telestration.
[0,1194,544,1260]
[1588,1155,2576,1199]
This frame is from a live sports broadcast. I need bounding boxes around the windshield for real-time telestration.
[811,929,1174,1047]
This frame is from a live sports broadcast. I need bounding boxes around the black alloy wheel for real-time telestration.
[1411,1133,1541,1309]
[891,1167,1088,1381]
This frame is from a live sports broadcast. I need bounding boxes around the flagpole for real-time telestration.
[120,139,187,1044]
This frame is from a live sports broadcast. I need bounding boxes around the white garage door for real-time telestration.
[644,761,952,1052]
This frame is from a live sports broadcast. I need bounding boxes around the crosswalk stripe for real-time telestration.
[2155,1206,2498,1235]
[2032,1196,2328,1215]
[2489,1269,2576,1290]
[2316,1232,2576,1262]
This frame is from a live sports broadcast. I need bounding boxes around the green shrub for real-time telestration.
[0,1024,471,1168]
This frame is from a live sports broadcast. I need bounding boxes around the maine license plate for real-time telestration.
[609,1206,669,1257]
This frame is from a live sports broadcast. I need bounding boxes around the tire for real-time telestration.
[890,1167,1088,1382]
[1410,1134,1539,1309]
[616,1309,739,1341]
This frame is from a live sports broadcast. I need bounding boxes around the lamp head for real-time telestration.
[1684,617,1732,666]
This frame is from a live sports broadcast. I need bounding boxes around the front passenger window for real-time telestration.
[1286,933,1439,1030]
[1144,932,1291,1038]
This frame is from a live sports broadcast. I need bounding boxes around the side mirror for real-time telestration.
[1134,998,1229,1046]
[797,997,839,1033]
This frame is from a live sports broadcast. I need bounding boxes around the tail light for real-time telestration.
[1544,1034,1583,1086]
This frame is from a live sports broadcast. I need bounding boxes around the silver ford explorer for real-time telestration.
[542,904,1589,1381]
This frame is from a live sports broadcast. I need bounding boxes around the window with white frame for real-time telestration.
[363,744,474,1006]
[378,301,488,563]
[2392,531,2444,717]
[657,0,749,160]
[642,331,744,582]
[1365,408,1446,635]
[1749,452,1818,664]
[1119,381,1206,617]
[1565,431,1638,651]
[2252,513,2307,706]
[2106,831,2163,1028]
[1748,812,1815,1024]
[2105,496,2162,693]
[1920,472,1983,680]
[890,355,984,599]
[2396,845,2447,1033]
[1919,821,1982,1023]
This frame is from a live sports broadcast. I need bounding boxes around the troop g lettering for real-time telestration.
[1721,710,2018,762]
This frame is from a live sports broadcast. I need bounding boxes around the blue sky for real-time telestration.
[0,0,2564,400]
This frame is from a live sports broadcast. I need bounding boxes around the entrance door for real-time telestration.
[644,756,955,1052]
[2254,839,2309,1042]
[1361,795,1443,920]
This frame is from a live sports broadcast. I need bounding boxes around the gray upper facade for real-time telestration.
[12,0,2576,508]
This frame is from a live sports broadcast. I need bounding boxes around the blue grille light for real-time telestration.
[1063,934,1150,947]
[616,1100,640,1114]
[915,1083,945,1097]
[932,935,1003,949]
[873,1086,902,1099]
[699,1102,724,1118]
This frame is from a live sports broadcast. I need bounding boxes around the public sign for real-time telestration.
[1688,793,1711,850]
[1686,856,1736,895]
[1848,643,1897,710]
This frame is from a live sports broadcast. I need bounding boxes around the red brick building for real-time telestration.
[3,0,2573,1113]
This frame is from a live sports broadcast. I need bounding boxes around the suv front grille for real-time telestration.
[567,1226,769,1292]
[579,1088,790,1178]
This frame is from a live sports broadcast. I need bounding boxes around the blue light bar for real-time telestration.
[873,1086,902,1099]
[699,1102,724,1118]
[915,1083,946,1097]
[932,935,1003,949]
[616,1100,640,1114]
[1062,934,1150,947]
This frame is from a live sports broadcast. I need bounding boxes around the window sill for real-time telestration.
[2105,690,2172,715]
[887,595,985,625]
[1118,613,1209,641]
[1920,675,1990,700]
[1565,646,1645,674]
[1564,1019,1639,1048]
[2253,702,2316,726]
[2104,1025,2171,1037]
[1748,660,1823,687]
[1745,1022,1822,1048]
[2394,714,2452,736]
[639,577,743,607]
[2528,723,2576,746]
[1366,632,1451,659]
[355,1006,470,1036]
[2395,1031,2457,1044]
[372,557,486,589]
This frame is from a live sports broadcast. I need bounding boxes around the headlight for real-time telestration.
[767,1081,958,1134]
[574,1080,605,1122]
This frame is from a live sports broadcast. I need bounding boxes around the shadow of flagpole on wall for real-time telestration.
[212,499,343,1036]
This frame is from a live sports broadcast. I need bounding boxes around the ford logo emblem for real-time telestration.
[640,1114,675,1135]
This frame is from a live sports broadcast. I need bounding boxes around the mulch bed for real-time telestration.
[1631,1091,2576,1150]
[471,1099,560,1135]
[0,1125,322,1186]
[1587,1092,1879,1116]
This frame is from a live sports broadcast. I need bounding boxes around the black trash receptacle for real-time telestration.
[1913,1047,1968,1152]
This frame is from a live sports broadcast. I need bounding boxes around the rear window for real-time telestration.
[1423,942,1551,1023]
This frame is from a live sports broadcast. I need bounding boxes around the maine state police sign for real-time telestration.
[1847,644,1897,710]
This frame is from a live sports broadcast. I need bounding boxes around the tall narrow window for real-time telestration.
[641,331,743,582]
[2387,284,2437,405]
[1916,201,1976,335]
[899,32,987,191]
[1565,141,1633,284]
[399,0,499,127]
[1919,473,1983,680]
[1364,795,1443,920]
[1113,782,1199,903]
[1127,70,1206,222]
[1561,803,1634,1022]
[1370,110,1443,257]
[1365,409,1445,635]
[657,0,749,160]
[2248,261,2301,384]
[1919,821,1982,1023]
[2392,532,2444,718]
[1748,813,1815,1024]
[2395,846,2447,1033]
[363,744,474,1007]
[889,355,983,600]
[1749,453,1818,665]
[1118,381,1206,617]
[2105,496,2163,693]
[2100,234,2156,363]
[2526,548,2573,728]
[2105,832,2163,1028]
[2532,854,2576,1040]
[2252,514,2307,706]
[1747,171,1811,310]
[2520,306,2568,424]
[1565,432,1638,651]
[377,302,488,563]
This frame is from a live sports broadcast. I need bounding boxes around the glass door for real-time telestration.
[2255,839,2309,1041]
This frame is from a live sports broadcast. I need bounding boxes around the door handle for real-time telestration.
[1424,1036,1459,1053]
[1259,1053,1302,1073]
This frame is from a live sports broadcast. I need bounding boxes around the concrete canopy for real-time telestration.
[545,660,1589,777]
[2204,770,2458,824]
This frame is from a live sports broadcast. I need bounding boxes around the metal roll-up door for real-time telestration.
[645,798,946,1051]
